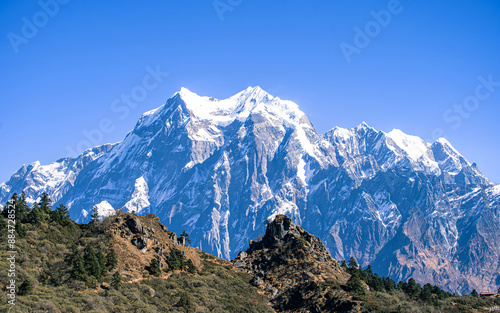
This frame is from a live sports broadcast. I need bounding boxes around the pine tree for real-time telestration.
[471,289,479,298]
[346,272,365,295]
[0,214,6,232]
[97,250,106,275]
[106,248,118,270]
[340,260,348,270]
[90,206,100,225]
[39,192,52,214]
[383,276,396,292]
[18,279,33,296]
[181,230,191,245]
[397,281,407,292]
[112,271,122,289]
[167,248,185,271]
[83,245,101,281]
[149,258,162,276]
[71,251,88,282]
[348,256,358,274]
[51,204,70,225]
[18,191,30,223]
[406,278,422,298]
[28,203,42,225]
[186,259,196,274]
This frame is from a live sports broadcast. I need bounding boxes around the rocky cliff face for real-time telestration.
[232,215,357,312]
[1,87,499,294]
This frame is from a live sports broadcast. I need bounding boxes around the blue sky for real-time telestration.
[1,0,499,183]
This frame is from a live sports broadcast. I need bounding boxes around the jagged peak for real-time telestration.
[434,137,460,156]
[356,121,375,130]
[162,86,306,128]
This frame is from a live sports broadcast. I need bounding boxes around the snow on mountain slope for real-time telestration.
[386,129,440,174]
[0,144,116,208]
[124,176,150,214]
[1,86,498,294]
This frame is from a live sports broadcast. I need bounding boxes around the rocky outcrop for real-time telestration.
[233,215,357,312]
[2,87,499,294]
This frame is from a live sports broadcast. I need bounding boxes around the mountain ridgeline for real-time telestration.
[1,202,498,312]
[1,87,499,294]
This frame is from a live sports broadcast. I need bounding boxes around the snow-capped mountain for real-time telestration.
[2,87,499,294]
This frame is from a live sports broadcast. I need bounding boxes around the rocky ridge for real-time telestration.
[1,87,499,294]
[233,215,359,312]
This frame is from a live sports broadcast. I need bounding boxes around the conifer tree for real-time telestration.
[39,192,52,214]
[18,191,30,222]
[52,204,70,225]
[83,245,101,280]
[90,206,100,225]
[71,251,88,282]
[346,271,365,295]
[348,256,358,274]
[149,258,162,276]
[0,214,6,232]
[471,289,479,298]
[18,279,33,296]
[112,271,122,289]
[106,248,118,270]
[97,250,106,275]
[340,260,348,270]
[181,230,191,244]
[406,278,422,297]
[28,203,42,225]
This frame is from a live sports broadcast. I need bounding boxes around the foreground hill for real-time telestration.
[1,199,499,312]
[1,87,499,294]
[0,207,272,312]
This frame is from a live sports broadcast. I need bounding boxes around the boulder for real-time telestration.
[126,217,143,234]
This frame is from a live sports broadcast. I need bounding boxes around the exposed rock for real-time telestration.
[178,236,186,246]
[132,236,148,252]
[126,217,143,234]
[233,215,353,312]
[4,87,499,294]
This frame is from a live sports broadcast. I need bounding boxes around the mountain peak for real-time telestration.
[434,137,460,155]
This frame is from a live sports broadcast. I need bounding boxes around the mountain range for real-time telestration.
[2,86,499,294]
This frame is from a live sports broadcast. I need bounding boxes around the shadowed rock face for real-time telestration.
[233,215,357,313]
[1,87,499,294]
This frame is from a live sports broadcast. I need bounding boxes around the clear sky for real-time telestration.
[1,0,499,183]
